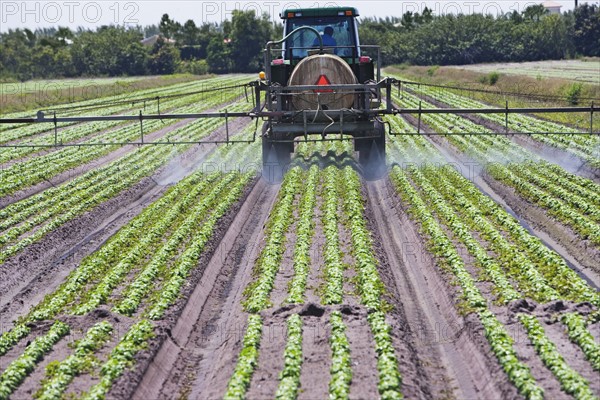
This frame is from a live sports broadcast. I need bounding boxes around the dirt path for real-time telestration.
[130,179,278,400]
[364,178,519,399]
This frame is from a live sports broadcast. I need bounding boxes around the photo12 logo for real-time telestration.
[1,1,140,25]
[199,1,341,23]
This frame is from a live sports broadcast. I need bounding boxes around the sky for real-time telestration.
[0,0,591,33]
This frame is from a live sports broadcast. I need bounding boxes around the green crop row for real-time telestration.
[321,166,345,305]
[244,167,302,313]
[519,314,595,399]
[224,315,263,400]
[329,311,352,400]
[275,314,303,400]
[389,164,543,399]
[146,171,253,320]
[341,166,404,399]
[36,321,113,400]
[0,101,249,264]
[403,80,599,167]
[561,313,600,371]
[287,165,319,304]
[73,173,229,315]
[0,321,70,399]
[440,165,599,305]
[414,164,521,303]
[83,320,154,400]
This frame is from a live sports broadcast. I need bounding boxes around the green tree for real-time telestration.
[523,5,550,22]
[229,10,273,72]
[573,4,600,56]
[149,37,180,74]
[206,34,231,73]
[177,19,199,45]
[159,14,181,40]
[71,27,147,76]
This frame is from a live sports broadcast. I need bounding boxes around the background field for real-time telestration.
[448,58,600,84]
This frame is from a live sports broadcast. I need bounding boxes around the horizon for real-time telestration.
[1,0,594,33]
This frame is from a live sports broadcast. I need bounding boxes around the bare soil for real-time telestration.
[2,91,599,400]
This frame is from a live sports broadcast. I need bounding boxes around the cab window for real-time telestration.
[284,16,357,59]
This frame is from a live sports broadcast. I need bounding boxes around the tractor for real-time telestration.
[253,7,396,182]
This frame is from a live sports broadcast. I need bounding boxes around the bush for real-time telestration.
[488,71,500,85]
[427,65,439,76]
[566,82,583,105]
[478,72,500,85]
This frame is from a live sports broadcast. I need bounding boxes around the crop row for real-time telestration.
[0,102,250,264]
[329,311,352,399]
[321,166,345,305]
[403,81,600,168]
[0,321,70,398]
[0,79,248,198]
[73,173,232,315]
[389,161,544,399]
[145,170,252,320]
[0,170,253,396]
[450,134,600,244]
[0,146,254,359]
[392,90,600,247]
[519,315,595,399]
[286,165,319,304]
[83,320,154,400]
[275,314,303,400]
[389,132,599,397]
[390,131,598,305]
[0,76,247,145]
[224,315,263,399]
[439,165,598,305]
[560,313,600,371]
[243,167,302,312]
[36,321,113,400]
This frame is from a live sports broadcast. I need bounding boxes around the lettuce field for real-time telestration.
[0,73,598,400]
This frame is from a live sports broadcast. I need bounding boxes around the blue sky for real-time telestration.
[0,1,588,32]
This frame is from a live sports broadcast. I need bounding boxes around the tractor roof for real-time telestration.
[280,7,359,19]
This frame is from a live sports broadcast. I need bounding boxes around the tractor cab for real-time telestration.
[269,7,375,87]
[282,8,360,60]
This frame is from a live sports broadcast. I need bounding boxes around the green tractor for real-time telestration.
[252,6,395,182]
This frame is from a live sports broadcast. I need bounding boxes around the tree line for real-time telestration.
[0,4,598,81]
[360,4,599,66]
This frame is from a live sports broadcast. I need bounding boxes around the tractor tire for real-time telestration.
[262,123,292,184]
[357,120,387,180]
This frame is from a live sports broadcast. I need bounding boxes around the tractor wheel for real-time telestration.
[262,124,292,183]
[357,120,386,180]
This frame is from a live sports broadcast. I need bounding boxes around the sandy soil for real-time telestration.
[127,179,278,400]
[0,110,251,327]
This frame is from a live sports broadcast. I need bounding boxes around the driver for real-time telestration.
[313,26,337,49]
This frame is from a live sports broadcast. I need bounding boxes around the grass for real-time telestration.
[386,64,600,131]
[448,58,600,84]
[0,73,214,115]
